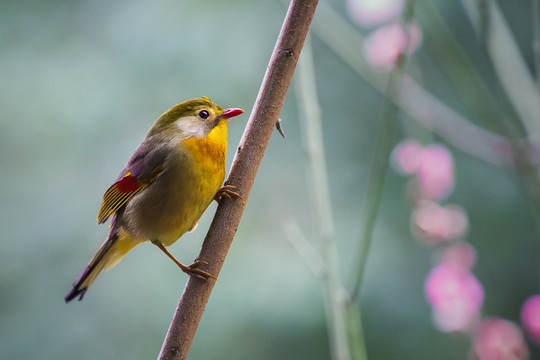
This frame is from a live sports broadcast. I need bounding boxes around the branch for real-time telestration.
[157,1,319,359]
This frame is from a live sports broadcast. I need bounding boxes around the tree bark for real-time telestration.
[158,1,319,359]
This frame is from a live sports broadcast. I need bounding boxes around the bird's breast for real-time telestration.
[122,122,228,245]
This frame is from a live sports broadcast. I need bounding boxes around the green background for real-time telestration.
[0,0,537,359]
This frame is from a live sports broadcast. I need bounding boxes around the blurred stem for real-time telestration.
[311,2,515,166]
[312,1,540,215]
[420,1,540,209]
[533,0,540,88]
[295,35,355,360]
[466,1,540,287]
[461,0,540,145]
[417,0,524,138]
[348,0,415,303]
[283,218,327,278]
[345,300,368,360]
[461,0,540,211]
[418,0,540,210]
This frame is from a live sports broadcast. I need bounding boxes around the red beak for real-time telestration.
[220,108,244,119]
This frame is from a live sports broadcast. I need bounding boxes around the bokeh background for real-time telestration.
[1,0,539,359]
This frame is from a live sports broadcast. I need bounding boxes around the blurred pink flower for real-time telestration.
[445,206,468,238]
[363,22,422,69]
[521,295,540,343]
[417,144,454,199]
[425,263,483,332]
[391,142,454,199]
[471,318,528,360]
[441,241,476,270]
[432,297,480,333]
[391,139,423,175]
[346,0,405,27]
[412,200,468,243]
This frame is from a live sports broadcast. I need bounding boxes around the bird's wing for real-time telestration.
[97,142,168,224]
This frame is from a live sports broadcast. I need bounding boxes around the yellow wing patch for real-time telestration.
[97,180,148,224]
[97,165,163,224]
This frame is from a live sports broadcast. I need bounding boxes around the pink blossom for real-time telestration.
[521,295,540,343]
[471,318,528,360]
[391,142,455,199]
[346,0,405,28]
[432,297,480,333]
[391,140,423,175]
[412,200,467,243]
[441,242,476,270]
[445,206,468,238]
[425,263,483,309]
[417,144,454,199]
[363,22,422,69]
[425,263,483,332]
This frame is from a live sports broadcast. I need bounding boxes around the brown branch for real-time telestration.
[157,1,319,359]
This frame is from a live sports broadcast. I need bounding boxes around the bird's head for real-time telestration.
[150,97,244,139]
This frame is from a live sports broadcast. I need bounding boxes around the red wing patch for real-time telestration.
[115,175,141,193]
[96,175,148,224]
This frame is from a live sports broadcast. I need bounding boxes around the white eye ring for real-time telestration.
[198,110,210,119]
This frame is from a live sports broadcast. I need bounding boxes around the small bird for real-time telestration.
[65,97,244,302]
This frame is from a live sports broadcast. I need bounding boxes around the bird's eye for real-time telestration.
[198,110,210,119]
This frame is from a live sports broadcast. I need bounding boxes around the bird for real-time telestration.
[65,97,244,302]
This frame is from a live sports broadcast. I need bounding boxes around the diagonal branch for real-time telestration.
[157,1,319,359]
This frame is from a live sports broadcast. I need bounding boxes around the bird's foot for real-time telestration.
[153,241,217,281]
[214,185,246,204]
[182,261,218,281]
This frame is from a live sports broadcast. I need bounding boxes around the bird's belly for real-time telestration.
[121,157,224,246]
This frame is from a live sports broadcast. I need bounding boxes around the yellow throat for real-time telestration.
[180,118,228,169]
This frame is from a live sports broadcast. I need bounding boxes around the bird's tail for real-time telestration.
[65,230,139,302]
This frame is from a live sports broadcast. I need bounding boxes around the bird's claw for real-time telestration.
[185,261,217,281]
[215,185,246,204]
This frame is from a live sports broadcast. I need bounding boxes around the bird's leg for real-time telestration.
[152,241,217,281]
[214,184,246,204]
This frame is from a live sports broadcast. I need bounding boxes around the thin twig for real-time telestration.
[157,1,319,359]
[282,218,327,277]
[348,0,415,303]
[296,35,352,360]
[344,300,369,360]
